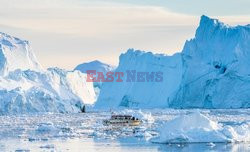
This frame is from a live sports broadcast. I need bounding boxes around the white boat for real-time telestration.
[103,115,141,126]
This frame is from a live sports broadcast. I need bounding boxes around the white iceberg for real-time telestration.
[74,60,115,98]
[0,32,96,114]
[153,111,250,143]
[95,50,183,109]
[74,60,115,74]
[172,15,250,108]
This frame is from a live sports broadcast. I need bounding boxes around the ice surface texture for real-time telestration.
[1,15,250,113]
[173,15,250,108]
[0,33,96,114]
[154,111,250,143]
[96,15,250,109]
[0,32,41,75]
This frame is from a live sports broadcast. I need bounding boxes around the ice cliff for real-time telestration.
[0,33,96,114]
[1,15,250,112]
[95,49,183,108]
[95,15,250,109]
[172,15,250,108]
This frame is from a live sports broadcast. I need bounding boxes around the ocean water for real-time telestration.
[0,109,249,152]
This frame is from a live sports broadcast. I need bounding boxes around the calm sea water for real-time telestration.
[0,109,249,152]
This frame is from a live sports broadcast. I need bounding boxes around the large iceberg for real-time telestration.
[95,15,250,109]
[0,33,96,114]
[172,15,250,108]
[95,49,183,108]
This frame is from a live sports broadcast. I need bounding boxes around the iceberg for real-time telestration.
[75,60,115,97]
[153,111,250,143]
[95,49,183,108]
[1,15,250,112]
[95,15,250,109]
[172,15,250,108]
[74,60,115,74]
[0,33,96,114]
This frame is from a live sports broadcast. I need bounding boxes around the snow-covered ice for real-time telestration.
[74,60,115,74]
[0,32,42,75]
[95,50,183,109]
[75,60,116,98]
[0,67,96,114]
[173,15,250,108]
[153,111,250,143]
[0,33,96,114]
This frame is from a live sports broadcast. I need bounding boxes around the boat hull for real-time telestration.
[103,119,141,126]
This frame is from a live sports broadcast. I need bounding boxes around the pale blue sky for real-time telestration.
[0,0,250,69]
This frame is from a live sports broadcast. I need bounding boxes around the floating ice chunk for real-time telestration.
[153,112,250,143]
[39,144,55,149]
[207,142,216,147]
[35,123,59,135]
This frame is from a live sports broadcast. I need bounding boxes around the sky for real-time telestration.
[0,0,250,69]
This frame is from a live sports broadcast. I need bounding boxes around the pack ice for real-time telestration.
[0,32,96,114]
[96,15,250,109]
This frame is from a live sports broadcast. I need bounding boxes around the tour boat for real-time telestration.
[103,114,141,126]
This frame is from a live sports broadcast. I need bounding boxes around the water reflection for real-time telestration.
[158,142,250,152]
[0,137,249,152]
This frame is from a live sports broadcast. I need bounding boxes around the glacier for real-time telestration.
[0,33,96,114]
[95,15,250,109]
